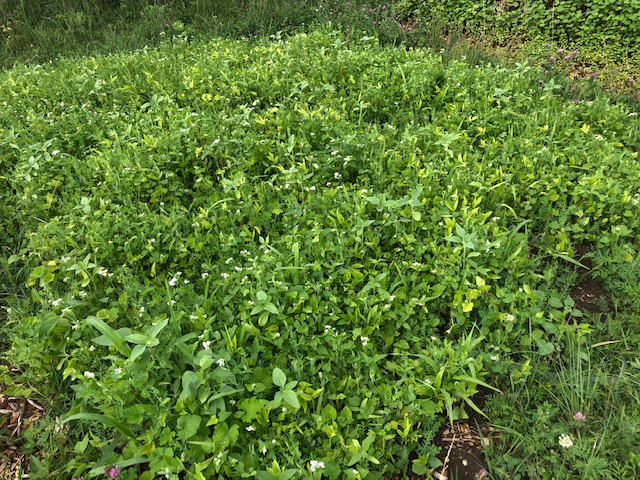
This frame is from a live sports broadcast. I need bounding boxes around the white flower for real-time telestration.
[97,268,109,277]
[558,434,573,448]
[202,341,211,350]
[114,367,123,375]
[217,358,226,367]
[89,345,95,352]
[274,332,280,338]
[52,149,60,155]
[309,186,316,191]
[221,273,230,279]
[201,272,209,279]
[52,298,63,307]
[83,371,95,379]
[246,425,255,432]
[261,446,267,455]
[309,460,325,472]
[169,277,178,287]
[360,336,369,346]
[490,355,499,361]
[505,313,515,323]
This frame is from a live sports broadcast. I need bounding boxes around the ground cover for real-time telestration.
[1,29,639,479]
[1,1,638,101]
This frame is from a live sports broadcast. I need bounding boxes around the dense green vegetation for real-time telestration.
[1,2,639,480]
[1,0,638,96]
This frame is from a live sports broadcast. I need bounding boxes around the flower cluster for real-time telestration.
[309,460,325,472]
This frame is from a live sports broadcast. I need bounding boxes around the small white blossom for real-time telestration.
[83,371,95,379]
[246,425,255,432]
[221,273,230,279]
[261,446,267,455]
[360,336,369,346]
[169,277,178,287]
[274,332,281,338]
[309,460,325,472]
[202,341,211,350]
[226,257,233,264]
[217,358,226,367]
[114,367,123,375]
[505,313,515,323]
[558,434,573,448]
[89,345,95,352]
[97,268,109,277]
[201,272,209,279]
[52,298,63,307]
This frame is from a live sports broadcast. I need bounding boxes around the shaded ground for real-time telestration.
[0,377,44,480]
[433,421,495,480]
[567,244,614,316]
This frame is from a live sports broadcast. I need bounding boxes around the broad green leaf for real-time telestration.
[180,370,202,400]
[272,367,287,388]
[148,317,169,338]
[129,344,147,362]
[177,414,202,440]
[282,390,300,409]
[62,413,136,439]
[86,316,131,356]
[125,333,148,344]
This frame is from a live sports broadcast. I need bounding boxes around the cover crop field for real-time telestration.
[1,30,639,479]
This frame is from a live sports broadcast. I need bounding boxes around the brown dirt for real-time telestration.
[0,391,44,479]
[567,244,614,317]
[570,278,613,315]
[432,421,496,480]
[0,362,45,480]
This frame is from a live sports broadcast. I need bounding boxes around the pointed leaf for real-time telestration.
[272,368,286,388]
